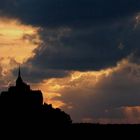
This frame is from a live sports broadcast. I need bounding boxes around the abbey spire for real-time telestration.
[16,66,23,86]
[18,66,21,78]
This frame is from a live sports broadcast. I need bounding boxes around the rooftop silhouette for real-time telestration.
[0,67,72,129]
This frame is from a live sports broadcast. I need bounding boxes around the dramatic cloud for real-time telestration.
[38,60,140,123]
[19,15,140,83]
[1,0,140,77]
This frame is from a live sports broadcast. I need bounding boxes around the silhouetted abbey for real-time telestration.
[0,67,72,128]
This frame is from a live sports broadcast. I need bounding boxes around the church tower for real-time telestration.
[16,66,24,86]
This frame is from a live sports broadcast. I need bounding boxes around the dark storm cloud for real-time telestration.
[0,0,140,27]
[28,19,137,72]
[1,0,140,81]
[16,16,140,83]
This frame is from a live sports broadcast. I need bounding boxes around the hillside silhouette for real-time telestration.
[0,67,72,130]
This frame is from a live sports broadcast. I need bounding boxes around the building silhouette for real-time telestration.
[0,67,72,128]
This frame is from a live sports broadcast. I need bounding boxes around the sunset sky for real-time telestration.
[1,0,140,123]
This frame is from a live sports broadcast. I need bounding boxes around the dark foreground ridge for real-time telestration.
[0,67,72,130]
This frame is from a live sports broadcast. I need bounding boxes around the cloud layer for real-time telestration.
[1,0,140,76]
[20,17,140,83]
[46,60,140,123]
[1,0,140,27]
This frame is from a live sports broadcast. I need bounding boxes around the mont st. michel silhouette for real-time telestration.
[0,67,72,129]
[0,68,140,136]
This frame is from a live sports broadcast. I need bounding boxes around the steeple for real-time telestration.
[18,66,21,78]
[16,66,23,86]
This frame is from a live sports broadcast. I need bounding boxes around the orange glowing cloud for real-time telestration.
[0,17,41,88]
[0,17,41,83]
[0,17,41,66]
[32,59,129,109]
